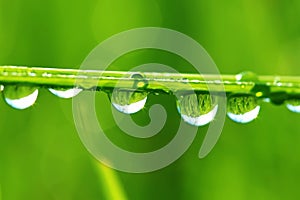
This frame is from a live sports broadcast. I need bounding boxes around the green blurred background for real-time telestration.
[1,0,300,199]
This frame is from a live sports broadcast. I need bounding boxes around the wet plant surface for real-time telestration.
[1,0,300,199]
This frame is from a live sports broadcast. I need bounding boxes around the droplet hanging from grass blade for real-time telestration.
[176,93,218,126]
[3,85,39,109]
[227,94,260,123]
[48,88,82,99]
[110,89,148,114]
[285,98,300,113]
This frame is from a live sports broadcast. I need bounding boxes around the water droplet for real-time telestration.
[49,88,82,98]
[177,93,218,126]
[236,71,258,82]
[3,85,38,109]
[111,89,148,114]
[131,73,148,89]
[227,94,260,123]
[286,99,300,113]
[269,92,288,105]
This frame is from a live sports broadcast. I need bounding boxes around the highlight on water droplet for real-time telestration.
[3,85,38,109]
[227,94,260,123]
[110,89,148,114]
[48,88,82,99]
[285,98,300,113]
[176,93,218,126]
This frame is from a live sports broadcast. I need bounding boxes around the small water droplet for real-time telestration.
[269,92,288,105]
[3,85,38,109]
[236,71,258,82]
[111,89,148,114]
[131,73,148,89]
[286,99,300,113]
[177,93,218,126]
[227,94,260,123]
[49,88,82,98]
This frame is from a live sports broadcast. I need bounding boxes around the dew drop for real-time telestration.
[3,85,38,109]
[227,94,260,123]
[48,88,82,99]
[236,71,258,82]
[286,99,300,113]
[110,89,148,114]
[177,93,218,126]
[269,92,288,105]
[131,73,148,89]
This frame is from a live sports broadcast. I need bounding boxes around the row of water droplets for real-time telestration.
[0,71,299,126]
[0,85,81,109]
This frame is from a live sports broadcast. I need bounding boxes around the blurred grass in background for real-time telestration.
[0,0,300,199]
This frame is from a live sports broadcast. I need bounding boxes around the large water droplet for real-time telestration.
[177,93,218,126]
[3,85,38,109]
[49,88,82,99]
[286,99,300,113]
[111,89,148,114]
[227,94,260,123]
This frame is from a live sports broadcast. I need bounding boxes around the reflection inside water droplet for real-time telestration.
[286,99,300,113]
[49,88,82,98]
[111,89,148,114]
[227,94,260,123]
[3,85,38,109]
[177,93,218,126]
